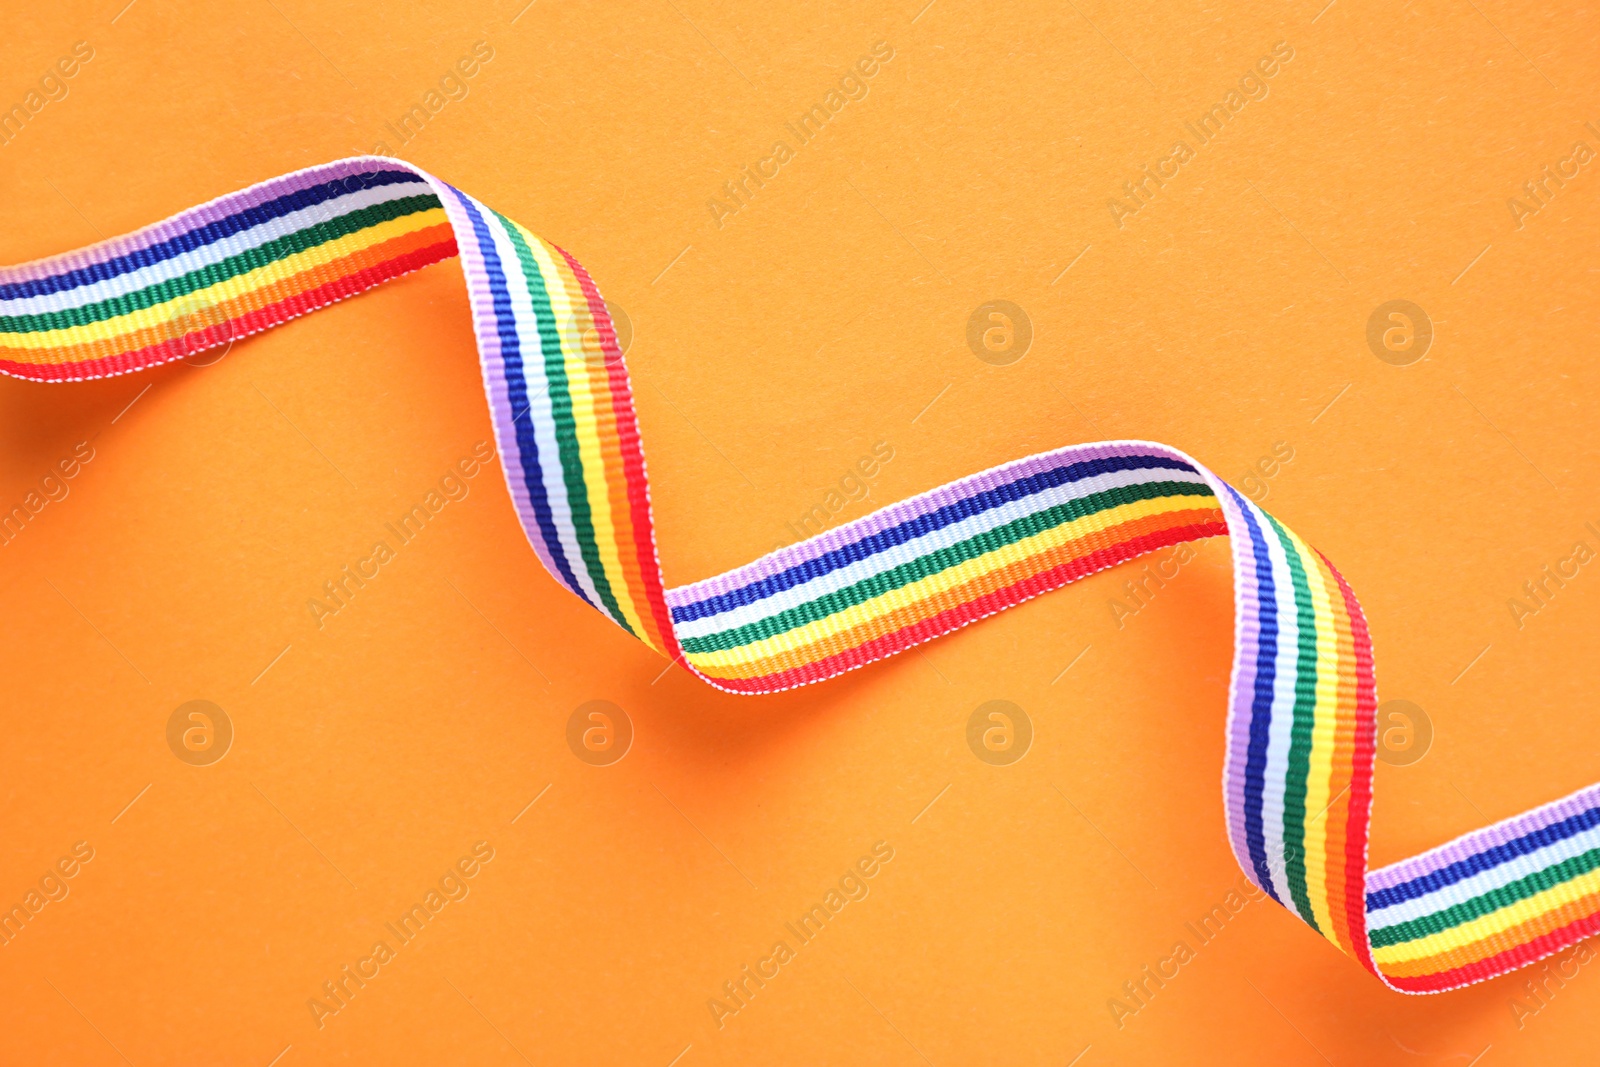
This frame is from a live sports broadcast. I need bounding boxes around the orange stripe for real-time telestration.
[546,243,648,640]
[1311,550,1358,956]
[563,246,676,653]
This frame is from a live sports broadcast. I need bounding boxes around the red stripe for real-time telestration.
[0,240,458,383]
[557,245,681,659]
[1325,552,1381,977]
[698,520,1229,693]
[1382,909,1600,992]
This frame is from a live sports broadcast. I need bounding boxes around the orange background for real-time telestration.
[2,0,1598,1063]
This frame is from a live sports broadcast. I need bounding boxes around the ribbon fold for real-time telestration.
[5,158,1596,993]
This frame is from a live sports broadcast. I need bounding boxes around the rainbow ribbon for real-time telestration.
[5,158,1597,992]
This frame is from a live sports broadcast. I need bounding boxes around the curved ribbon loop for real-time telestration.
[5,157,1597,993]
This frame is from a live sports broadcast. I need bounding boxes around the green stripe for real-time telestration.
[494,211,632,636]
[1267,514,1321,935]
[679,481,1216,654]
[0,194,443,334]
[1369,847,1600,948]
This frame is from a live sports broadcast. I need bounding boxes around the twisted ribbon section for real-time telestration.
[5,158,1597,993]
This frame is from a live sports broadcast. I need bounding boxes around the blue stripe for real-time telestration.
[448,187,590,607]
[490,208,635,638]
[1227,484,1284,907]
[0,169,427,302]
[671,453,1199,624]
[1366,803,1600,912]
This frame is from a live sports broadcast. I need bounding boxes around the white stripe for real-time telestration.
[1258,503,1300,912]
[439,189,540,546]
[1368,820,1600,929]
[436,185,566,591]
[0,182,427,316]
[670,466,1211,639]
[481,211,604,610]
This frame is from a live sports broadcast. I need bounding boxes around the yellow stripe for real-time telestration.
[520,227,650,641]
[1293,533,1341,944]
[0,210,448,353]
[1371,867,1600,965]
[683,494,1202,670]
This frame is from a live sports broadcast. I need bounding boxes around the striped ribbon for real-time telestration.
[4,157,1596,993]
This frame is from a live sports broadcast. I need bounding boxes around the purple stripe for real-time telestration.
[1212,480,1270,890]
[445,184,584,598]
[1368,782,1600,892]
[0,158,404,286]
[432,183,569,589]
